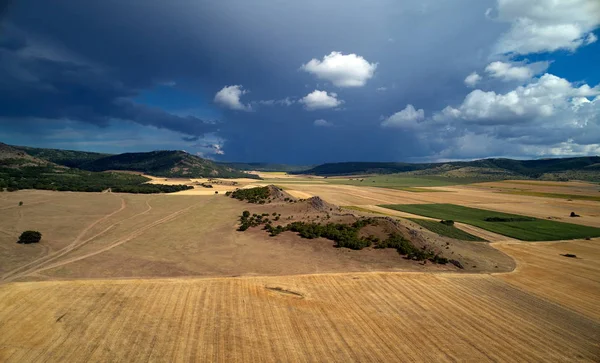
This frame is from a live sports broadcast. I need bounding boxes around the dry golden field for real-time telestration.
[3,191,454,281]
[1,177,600,362]
[1,271,599,362]
[279,181,600,228]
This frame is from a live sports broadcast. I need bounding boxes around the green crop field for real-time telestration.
[324,175,486,189]
[407,218,486,241]
[498,190,600,202]
[379,204,600,241]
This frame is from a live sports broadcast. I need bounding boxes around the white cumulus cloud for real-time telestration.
[301,51,377,87]
[485,61,549,82]
[381,104,425,128]
[464,72,482,87]
[314,119,333,127]
[299,90,343,110]
[492,0,600,55]
[435,73,600,123]
[214,85,252,111]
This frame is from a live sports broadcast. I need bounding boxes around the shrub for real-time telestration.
[18,231,42,244]
[440,220,454,226]
[18,201,23,206]
[230,186,270,203]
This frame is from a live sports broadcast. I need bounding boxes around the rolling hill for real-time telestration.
[217,162,315,173]
[79,150,259,179]
[297,157,600,181]
[12,145,110,168]
[0,143,60,168]
[8,144,259,179]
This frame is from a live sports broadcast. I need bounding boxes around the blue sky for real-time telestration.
[0,0,599,163]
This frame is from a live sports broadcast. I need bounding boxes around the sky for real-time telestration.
[0,0,599,164]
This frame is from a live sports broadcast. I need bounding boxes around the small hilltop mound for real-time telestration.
[227,185,298,204]
[306,196,341,213]
[267,185,297,202]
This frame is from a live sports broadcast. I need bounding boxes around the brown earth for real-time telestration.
[2,190,505,283]
[280,182,600,227]
[493,238,600,321]
[1,179,600,362]
[0,271,598,362]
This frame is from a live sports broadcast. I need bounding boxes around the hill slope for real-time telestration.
[298,157,600,181]
[80,150,259,179]
[0,143,193,193]
[12,145,110,168]
[0,143,59,168]
[218,162,314,173]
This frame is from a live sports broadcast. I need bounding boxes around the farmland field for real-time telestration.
[1,271,599,362]
[323,174,483,189]
[407,218,486,241]
[380,203,600,241]
[1,176,600,362]
[497,190,600,202]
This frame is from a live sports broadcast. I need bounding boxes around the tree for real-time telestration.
[18,231,42,244]
[19,201,23,206]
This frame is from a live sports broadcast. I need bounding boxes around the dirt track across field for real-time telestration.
[1,178,600,362]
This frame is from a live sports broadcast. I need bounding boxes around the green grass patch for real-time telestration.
[498,190,600,202]
[325,175,487,190]
[407,218,486,241]
[379,203,600,241]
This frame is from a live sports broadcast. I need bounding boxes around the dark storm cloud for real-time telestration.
[0,26,218,137]
[3,0,596,162]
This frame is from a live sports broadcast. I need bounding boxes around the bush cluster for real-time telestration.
[229,187,271,203]
[0,166,193,194]
[374,233,448,263]
[18,230,42,244]
[268,220,376,250]
[238,210,281,231]
[237,213,449,264]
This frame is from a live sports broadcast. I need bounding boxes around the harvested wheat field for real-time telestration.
[1,272,599,362]
[2,190,490,281]
[279,181,600,228]
[494,238,600,321]
[2,185,600,362]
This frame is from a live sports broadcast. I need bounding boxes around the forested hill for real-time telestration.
[297,157,600,180]
[9,144,259,179]
[296,162,428,175]
[78,151,259,179]
[218,162,315,173]
[12,145,110,168]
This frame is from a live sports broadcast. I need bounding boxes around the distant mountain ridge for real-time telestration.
[5,144,259,179]
[0,143,61,168]
[218,162,315,173]
[296,157,600,181]
[80,150,259,179]
[12,145,110,168]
